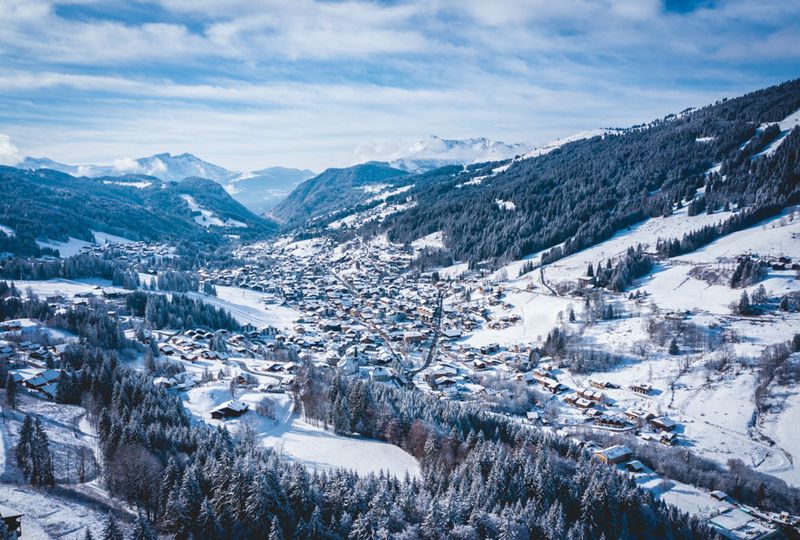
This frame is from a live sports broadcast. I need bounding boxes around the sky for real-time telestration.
[0,0,798,173]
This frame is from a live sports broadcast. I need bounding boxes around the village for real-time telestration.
[3,216,800,538]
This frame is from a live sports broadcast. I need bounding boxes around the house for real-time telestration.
[210,400,249,419]
[629,382,653,395]
[625,460,646,473]
[710,490,729,501]
[624,407,655,424]
[708,507,779,540]
[659,431,677,446]
[0,503,23,539]
[650,416,677,431]
[594,414,628,429]
[20,369,61,399]
[594,445,633,465]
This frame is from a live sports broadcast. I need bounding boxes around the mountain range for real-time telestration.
[15,153,314,215]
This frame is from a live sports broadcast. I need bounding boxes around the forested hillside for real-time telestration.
[273,162,409,225]
[0,167,277,256]
[381,79,800,265]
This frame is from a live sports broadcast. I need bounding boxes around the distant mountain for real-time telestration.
[356,135,530,173]
[272,162,409,225]
[16,152,239,183]
[15,153,314,213]
[0,166,277,256]
[225,167,315,214]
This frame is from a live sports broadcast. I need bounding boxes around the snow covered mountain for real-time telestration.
[356,135,530,173]
[16,152,239,183]
[14,153,314,213]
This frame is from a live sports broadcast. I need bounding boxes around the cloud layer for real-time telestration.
[0,0,798,170]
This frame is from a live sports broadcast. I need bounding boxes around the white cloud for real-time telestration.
[0,134,20,165]
[0,0,797,171]
[112,156,141,173]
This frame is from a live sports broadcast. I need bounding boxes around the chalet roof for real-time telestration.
[211,400,249,414]
[0,503,22,518]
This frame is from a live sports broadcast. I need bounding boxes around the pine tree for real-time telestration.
[100,514,123,540]
[5,374,16,410]
[196,497,222,540]
[33,417,55,485]
[83,528,94,540]
[269,517,285,540]
[15,415,34,480]
[668,338,680,355]
[737,291,752,315]
[131,512,157,540]
[779,295,789,311]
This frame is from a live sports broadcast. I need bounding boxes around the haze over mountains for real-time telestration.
[12,135,528,214]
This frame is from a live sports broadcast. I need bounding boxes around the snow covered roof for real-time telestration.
[212,399,249,414]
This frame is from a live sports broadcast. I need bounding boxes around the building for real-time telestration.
[650,416,677,431]
[594,445,633,465]
[0,504,23,539]
[629,382,653,395]
[210,400,249,420]
[708,507,780,540]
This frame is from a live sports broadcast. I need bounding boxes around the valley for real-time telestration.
[1,78,800,539]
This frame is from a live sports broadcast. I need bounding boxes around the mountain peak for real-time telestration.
[355,135,531,173]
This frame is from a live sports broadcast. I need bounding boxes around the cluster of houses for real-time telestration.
[9,368,62,400]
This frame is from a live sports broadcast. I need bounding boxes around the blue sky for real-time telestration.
[0,0,798,172]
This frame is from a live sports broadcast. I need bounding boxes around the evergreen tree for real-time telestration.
[668,338,680,355]
[269,517,285,540]
[32,417,55,485]
[736,291,752,315]
[131,512,157,540]
[5,374,16,410]
[100,514,123,540]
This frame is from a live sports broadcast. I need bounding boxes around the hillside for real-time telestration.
[377,79,800,266]
[271,162,409,225]
[0,167,277,256]
[16,153,315,214]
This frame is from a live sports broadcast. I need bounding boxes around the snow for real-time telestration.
[360,135,529,173]
[546,205,734,284]
[464,290,574,347]
[695,136,715,143]
[755,107,800,158]
[180,194,247,228]
[36,237,93,257]
[411,231,444,252]
[91,230,134,245]
[519,128,625,161]
[102,180,152,189]
[763,388,800,486]
[187,285,301,330]
[363,184,413,204]
[360,183,391,194]
[0,394,115,539]
[0,224,14,237]
[8,278,120,300]
[495,199,516,211]
[674,209,800,263]
[183,385,420,478]
[282,237,325,258]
